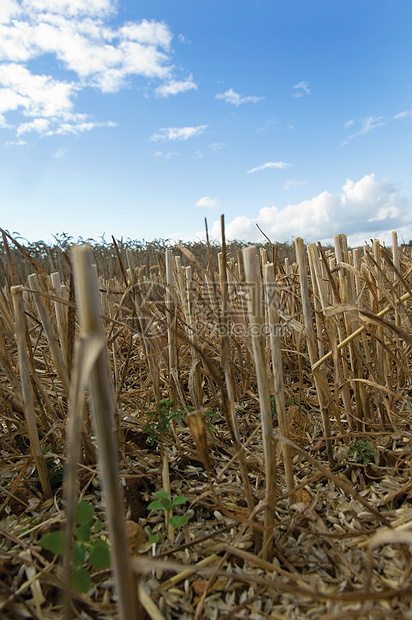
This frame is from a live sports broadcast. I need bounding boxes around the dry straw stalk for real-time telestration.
[11,285,53,499]
[71,244,138,620]
[243,245,277,560]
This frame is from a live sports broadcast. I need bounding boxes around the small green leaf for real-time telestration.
[89,539,111,569]
[154,490,170,501]
[72,545,86,566]
[147,526,160,544]
[93,518,103,534]
[148,532,160,544]
[71,566,91,593]
[169,515,189,529]
[75,500,94,526]
[39,530,65,556]
[147,500,164,511]
[75,523,91,543]
[172,495,188,506]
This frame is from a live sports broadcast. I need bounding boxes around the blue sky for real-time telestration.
[1,0,412,247]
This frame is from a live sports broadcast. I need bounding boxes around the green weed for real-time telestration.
[144,399,216,445]
[348,438,374,465]
[39,500,110,593]
[147,490,189,543]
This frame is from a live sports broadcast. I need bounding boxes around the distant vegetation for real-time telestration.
[0,230,299,287]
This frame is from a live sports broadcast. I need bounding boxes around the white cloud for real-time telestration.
[155,76,197,97]
[17,117,51,135]
[53,119,116,135]
[394,110,412,119]
[5,138,27,146]
[358,117,385,135]
[0,0,21,24]
[52,147,67,158]
[152,150,179,161]
[368,205,399,222]
[0,2,195,137]
[215,88,263,106]
[284,179,307,190]
[150,125,208,142]
[291,81,310,97]
[197,174,412,247]
[21,0,114,17]
[16,114,116,136]
[343,116,385,144]
[247,161,292,174]
[0,63,76,117]
[195,196,220,209]
[344,120,354,128]
[209,142,225,151]
[193,142,226,160]
[257,118,278,133]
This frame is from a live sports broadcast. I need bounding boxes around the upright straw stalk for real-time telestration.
[392,231,404,388]
[392,232,401,327]
[11,285,52,499]
[165,249,178,408]
[372,239,388,427]
[243,246,276,560]
[185,265,204,409]
[334,235,367,429]
[295,238,334,466]
[264,262,295,503]
[71,244,138,620]
[220,216,255,517]
[28,273,70,396]
[133,275,160,402]
[50,272,69,370]
[308,243,349,435]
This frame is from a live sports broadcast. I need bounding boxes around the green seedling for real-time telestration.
[348,438,374,465]
[144,398,184,445]
[147,490,189,543]
[39,500,110,593]
[144,399,216,445]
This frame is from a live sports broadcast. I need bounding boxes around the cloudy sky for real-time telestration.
[1,0,412,247]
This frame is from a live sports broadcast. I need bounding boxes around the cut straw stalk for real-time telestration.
[27,273,70,396]
[295,238,334,466]
[185,265,203,409]
[220,216,255,516]
[307,243,350,434]
[392,232,401,328]
[243,246,276,561]
[312,290,411,370]
[264,262,295,502]
[373,240,387,386]
[132,279,160,402]
[50,272,69,369]
[333,236,354,390]
[11,285,52,499]
[165,249,178,408]
[71,244,138,620]
[340,235,369,428]
[0,289,15,333]
[164,250,177,541]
